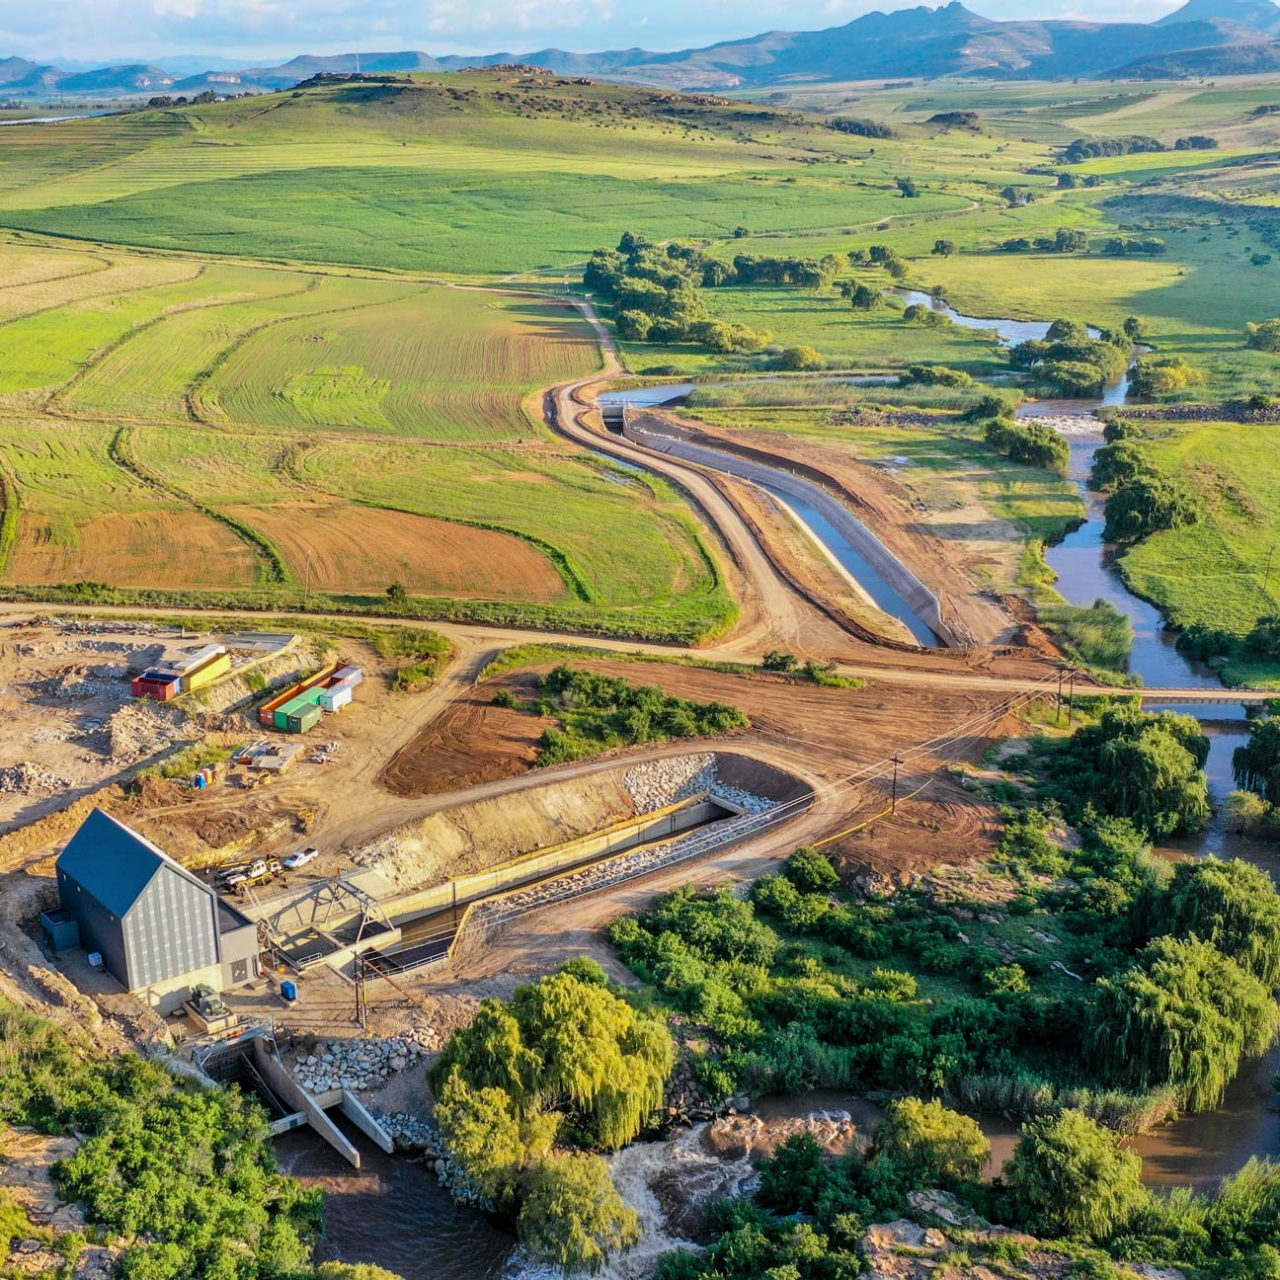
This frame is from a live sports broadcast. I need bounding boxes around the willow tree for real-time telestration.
[1088,936,1279,1111]
[1234,717,1280,807]
[1164,857,1280,987]
[432,966,675,1153]
[1095,726,1210,837]
[1003,1109,1146,1239]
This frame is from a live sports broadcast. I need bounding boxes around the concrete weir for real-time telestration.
[194,1026,392,1168]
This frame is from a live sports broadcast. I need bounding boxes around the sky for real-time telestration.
[1,0,1217,65]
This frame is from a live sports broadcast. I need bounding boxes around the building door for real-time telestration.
[231,959,248,984]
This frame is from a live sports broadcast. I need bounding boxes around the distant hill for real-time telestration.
[10,0,1280,98]
[1157,0,1280,34]
[1115,39,1280,78]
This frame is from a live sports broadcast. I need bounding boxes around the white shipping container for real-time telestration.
[320,685,354,713]
[333,665,364,687]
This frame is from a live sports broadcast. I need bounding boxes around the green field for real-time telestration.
[0,228,731,639]
[1,70,1280,648]
[1118,422,1280,684]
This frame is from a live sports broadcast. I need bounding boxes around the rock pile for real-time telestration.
[470,801,775,924]
[0,764,70,795]
[375,1110,440,1153]
[288,1031,439,1094]
[105,704,181,765]
[857,1192,1187,1280]
[625,754,714,813]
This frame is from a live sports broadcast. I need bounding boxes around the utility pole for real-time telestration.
[890,755,902,812]
[1056,667,1066,726]
[1067,669,1077,724]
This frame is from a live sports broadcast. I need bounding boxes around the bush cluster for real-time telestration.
[1009,318,1130,397]
[532,664,748,765]
[983,418,1070,476]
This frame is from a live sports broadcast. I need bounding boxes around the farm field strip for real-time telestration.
[64,272,412,421]
[207,287,598,440]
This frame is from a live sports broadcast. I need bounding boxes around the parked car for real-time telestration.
[283,847,319,869]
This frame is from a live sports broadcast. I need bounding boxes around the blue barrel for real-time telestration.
[281,980,298,1002]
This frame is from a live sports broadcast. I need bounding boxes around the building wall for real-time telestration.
[136,963,226,1016]
[123,866,220,992]
[56,868,129,987]
[219,923,260,989]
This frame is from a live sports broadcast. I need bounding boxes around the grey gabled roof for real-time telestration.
[56,808,213,918]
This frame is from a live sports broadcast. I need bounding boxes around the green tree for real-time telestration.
[1003,1109,1146,1239]
[850,284,881,310]
[1236,716,1280,806]
[932,239,955,256]
[870,1097,990,1186]
[757,1132,830,1214]
[1163,857,1280,985]
[1089,936,1279,1110]
[385,582,407,607]
[517,1154,640,1274]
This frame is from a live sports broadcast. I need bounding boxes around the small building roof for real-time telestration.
[56,809,213,918]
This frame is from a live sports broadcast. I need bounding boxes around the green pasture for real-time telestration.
[1120,422,1280,681]
[208,286,598,440]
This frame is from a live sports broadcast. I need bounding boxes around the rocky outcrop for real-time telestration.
[858,1193,1187,1280]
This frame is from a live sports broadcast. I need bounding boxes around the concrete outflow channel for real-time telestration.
[237,750,812,979]
[600,397,953,647]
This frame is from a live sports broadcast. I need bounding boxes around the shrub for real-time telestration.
[870,1097,990,1185]
[902,365,973,388]
[777,345,824,371]
[1103,474,1199,543]
[783,847,840,894]
[1003,1109,1147,1239]
[1246,318,1280,353]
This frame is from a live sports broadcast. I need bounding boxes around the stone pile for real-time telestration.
[375,1109,440,1153]
[471,800,775,924]
[288,1030,440,1094]
[625,754,714,813]
[0,764,70,795]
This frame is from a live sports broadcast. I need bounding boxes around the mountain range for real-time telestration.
[10,0,1280,100]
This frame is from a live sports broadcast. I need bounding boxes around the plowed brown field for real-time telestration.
[230,502,568,602]
[6,510,257,587]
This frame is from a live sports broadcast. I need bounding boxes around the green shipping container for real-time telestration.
[286,705,323,734]
[274,688,325,730]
